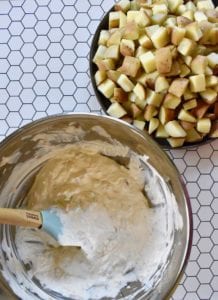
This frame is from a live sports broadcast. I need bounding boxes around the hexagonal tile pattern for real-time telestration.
[0,1,217,300]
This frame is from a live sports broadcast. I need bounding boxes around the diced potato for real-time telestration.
[167,138,185,148]
[165,61,181,77]
[95,70,107,86]
[183,99,197,110]
[207,53,218,68]
[184,89,196,100]
[165,17,177,27]
[163,93,181,109]
[107,70,121,82]
[151,13,168,25]
[98,79,116,98]
[133,120,145,130]
[146,89,164,107]
[209,121,218,138]
[155,47,172,74]
[159,106,176,125]
[168,0,183,13]
[206,75,218,87]
[150,27,169,49]
[180,64,191,77]
[93,45,107,63]
[140,51,156,73]
[165,120,187,138]
[104,45,120,60]
[206,10,218,23]
[114,87,128,103]
[205,66,213,75]
[135,46,147,58]
[120,39,135,56]
[214,102,218,118]
[186,128,202,142]
[146,25,160,38]
[194,11,208,22]
[96,58,116,71]
[189,74,206,92]
[128,92,136,103]
[107,102,127,118]
[130,103,142,118]
[107,30,123,46]
[119,56,141,78]
[176,4,186,15]
[152,4,168,14]
[178,38,196,56]
[119,11,127,28]
[197,118,211,133]
[197,0,214,11]
[180,121,195,131]
[139,35,153,49]
[135,97,147,110]
[127,10,150,27]
[190,55,208,74]
[148,118,160,135]
[155,76,169,93]
[156,124,170,138]
[192,101,210,118]
[186,22,203,41]
[109,12,121,29]
[178,109,196,123]
[98,30,110,45]
[186,1,196,11]
[200,88,217,104]
[144,71,159,89]
[169,78,189,97]
[114,0,131,13]
[182,55,192,67]
[123,21,139,40]
[177,16,192,27]
[209,27,218,45]
[144,105,158,121]
[182,10,194,21]
[171,27,186,45]
[117,74,134,92]
[133,83,146,100]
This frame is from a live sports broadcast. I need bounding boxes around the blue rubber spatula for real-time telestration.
[0,208,64,244]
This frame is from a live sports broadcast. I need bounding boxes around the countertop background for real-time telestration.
[0,0,217,299]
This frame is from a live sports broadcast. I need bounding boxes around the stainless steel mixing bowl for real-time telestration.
[0,114,192,299]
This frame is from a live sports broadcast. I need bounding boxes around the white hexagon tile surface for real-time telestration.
[0,1,217,299]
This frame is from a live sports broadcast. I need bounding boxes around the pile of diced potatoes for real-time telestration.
[93,0,218,147]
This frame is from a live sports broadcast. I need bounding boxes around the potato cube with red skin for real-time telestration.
[120,39,135,56]
[119,56,141,78]
[114,88,128,103]
[171,27,186,45]
[192,101,210,118]
[144,105,158,121]
[155,47,172,74]
[169,78,189,97]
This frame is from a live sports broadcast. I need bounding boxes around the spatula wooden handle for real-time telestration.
[0,208,42,228]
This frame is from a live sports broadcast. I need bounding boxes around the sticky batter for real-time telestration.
[12,140,182,299]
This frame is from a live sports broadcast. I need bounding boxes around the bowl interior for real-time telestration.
[0,114,192,299]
